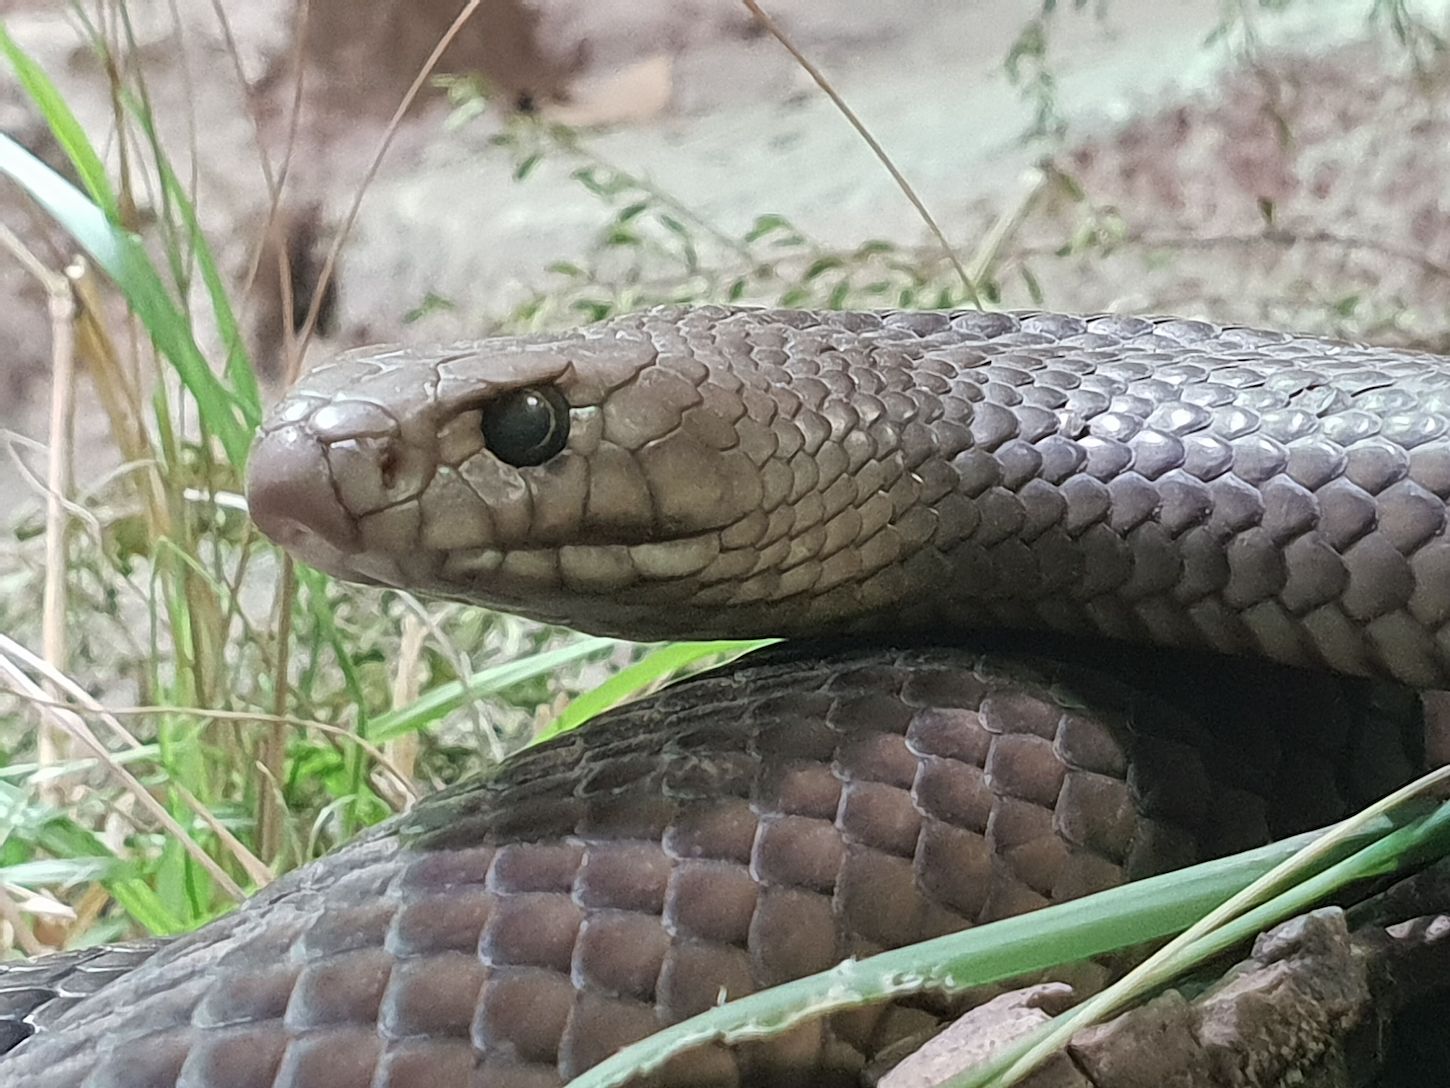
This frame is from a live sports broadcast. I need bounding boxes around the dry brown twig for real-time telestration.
[739,0,980,308]
[0,884,53,957]
[0,224,79,802]
[1,684,419,808]
[0,633,268,896]
[290,0,486,379]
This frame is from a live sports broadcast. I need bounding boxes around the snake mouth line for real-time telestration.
[436,535,726,594]
[260,491,728,605]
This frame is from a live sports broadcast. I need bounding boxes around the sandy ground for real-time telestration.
[2,0,1450,516]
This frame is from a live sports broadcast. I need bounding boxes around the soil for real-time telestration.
[2,0,1449,515]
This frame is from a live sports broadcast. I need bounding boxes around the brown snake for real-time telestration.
[4,306,1450,1087]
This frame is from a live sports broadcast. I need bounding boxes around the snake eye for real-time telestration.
[480,385,571,467]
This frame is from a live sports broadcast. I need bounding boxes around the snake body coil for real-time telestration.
[5,306,1450,1087]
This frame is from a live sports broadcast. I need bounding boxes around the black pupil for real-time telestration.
[480,386,569,467]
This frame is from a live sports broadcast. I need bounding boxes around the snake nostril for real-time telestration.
[378,446,399,490]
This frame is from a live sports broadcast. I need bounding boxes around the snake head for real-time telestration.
[250,306,900,636]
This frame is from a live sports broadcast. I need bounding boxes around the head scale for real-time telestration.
[247,306,977,638]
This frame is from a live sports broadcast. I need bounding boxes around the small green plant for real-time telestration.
[436,76,983,324]
[1004,16,1071,142]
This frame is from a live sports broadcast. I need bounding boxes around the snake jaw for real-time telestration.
[404,535,728,629]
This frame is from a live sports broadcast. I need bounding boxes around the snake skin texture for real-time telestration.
[0,942,166,1054]
[7,306,1450,1085]
[0,642,1429,1087]
[248,306,1450,686]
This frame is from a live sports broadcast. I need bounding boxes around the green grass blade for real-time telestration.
[160,153,261,423]
[0,856,127,886]
[298,567,377,832]
[536,639,777,743]
[0,744,162,781]
[125,94,261,421]
[952,785,1450,1088]
[32,817,186,936]
[566,811,1427,1088]
[372,636,621,743]
[107,880,188,936]
[0,21,117,218]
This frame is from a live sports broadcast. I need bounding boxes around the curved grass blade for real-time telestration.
[122,89,260,422]
[535,638,777,744]
[566,807,1439,1088]
[371,635,621,743]
[0,22,116,219]
[950,768,1450,1088]
[20,792,186,936]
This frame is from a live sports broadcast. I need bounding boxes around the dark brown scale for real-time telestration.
[0,642,1429,1088]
